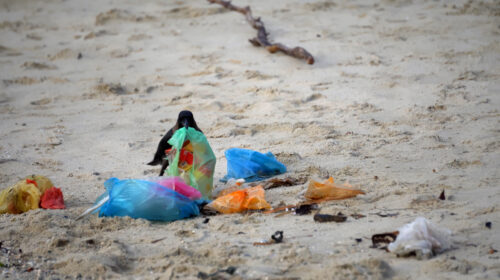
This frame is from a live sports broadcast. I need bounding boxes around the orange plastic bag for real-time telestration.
[0,181,41,214]
[207,185,271,214]
[305,177,364,201]
[215,179,245,198]
[40,187,65,209]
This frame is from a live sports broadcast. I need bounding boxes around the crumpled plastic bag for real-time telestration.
[305,177,365,201]
[24,175,54,195]
[166,127,216,199]
[206,185,271,214]
[222,148,286,182]
[147,176,202,200]
[213,178,246,198]
[388,217,452,259]
[97,178,200,221]
[0,180,41,214]
[40,187,65,209]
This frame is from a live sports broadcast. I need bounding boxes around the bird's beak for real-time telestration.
[182,119,189,129]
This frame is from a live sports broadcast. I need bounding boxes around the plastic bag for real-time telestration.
[206,185,271,214]
[97,178,200,221]
[166,127,216,199]
[305,177,364,201]
[213,178,245,198]
[147,176,201,200]
[0,180,41,214]
[222,148,286,182]
[24,175,54,195]
[388,217,452,259]
[40,187,65,209]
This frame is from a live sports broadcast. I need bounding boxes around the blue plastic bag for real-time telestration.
[97,178,199,221]
[221,148,287,182]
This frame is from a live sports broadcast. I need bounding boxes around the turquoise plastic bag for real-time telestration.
[221,148,287,182]
[166,127,216,199]
[97,178,199,221]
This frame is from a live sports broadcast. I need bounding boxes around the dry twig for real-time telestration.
[207,0,315,64]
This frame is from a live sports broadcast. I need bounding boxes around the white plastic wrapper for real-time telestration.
[388,217,452,259]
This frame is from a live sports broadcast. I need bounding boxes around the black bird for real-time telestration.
[148,110,202,176]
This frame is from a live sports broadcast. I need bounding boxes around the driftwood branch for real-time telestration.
[207,0,315,64]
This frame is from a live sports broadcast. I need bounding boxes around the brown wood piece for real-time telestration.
[313,213,347,223]
[207,0,315,64]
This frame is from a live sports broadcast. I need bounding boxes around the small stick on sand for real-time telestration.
[207,0,315,64]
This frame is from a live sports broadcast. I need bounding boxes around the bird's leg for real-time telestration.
[159,159,169,176]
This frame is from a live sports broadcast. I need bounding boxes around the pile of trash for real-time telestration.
[0,175,65,214]
[78,129,293,221]
[77,123,369,221]
[2,115,453,260]
[79,127,216,222]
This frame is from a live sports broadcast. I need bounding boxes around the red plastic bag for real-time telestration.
[166,140,194,171]
[40,187,65,209]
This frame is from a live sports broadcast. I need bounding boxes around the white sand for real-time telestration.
[1,0,499,278]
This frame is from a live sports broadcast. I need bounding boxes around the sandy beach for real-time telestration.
[1,0,499,278]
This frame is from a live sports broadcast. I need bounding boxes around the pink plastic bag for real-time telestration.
[147,177,201,200]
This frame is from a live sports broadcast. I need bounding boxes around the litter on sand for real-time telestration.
[305,177,365,202]
[294,204,317,215]
[0,180,40,214]
[147,176,202,200]
[221,148,286,182]
[166,127,216,199]
[40,186,65,209]
[218,175,365,217]
[264,203,318,217]
[439,190,446,200]
[212,178,245,198]
[78,125,215,221]
[25,175,54,195]
[85,177,200,222]
[264,177,365,214]
[253,231,284,246]
[206,185,271,214]
[388,217,452,259]
[371,232,399,250]
[261,176,307,190]
[313,212,347,223]
[198,266,237,279]
[0,175,65,214]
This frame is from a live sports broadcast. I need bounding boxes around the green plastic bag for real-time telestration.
[166,127,216,199]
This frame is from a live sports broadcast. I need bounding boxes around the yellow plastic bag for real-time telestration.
[305,177,364,201]
[0,181,41,214]
[207,185,271,214]
[24,175,54,195]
